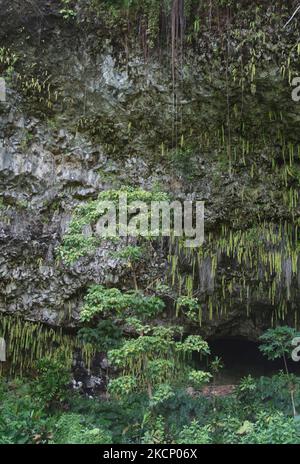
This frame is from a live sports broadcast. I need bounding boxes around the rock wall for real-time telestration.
[0,1,300,339]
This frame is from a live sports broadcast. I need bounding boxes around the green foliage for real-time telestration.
[108,375,137,398]
[0,380,53,444]
[115,245,144,263]
[175,335,210,355]
[58,234,98,264]
[1,371,300,444]
[210,356,224,376]
[68,391,147,443]
[236,374,257,401]
[168,221,300,327]
[80,285,165,322]
[78,320,122,352]
[86,0,171,50]
[215,415,251,444]
[141,414,166,444]
[59,0,77,20]
[13,67,60,116]
[251,373,300,414]
[113,245,145,290]
[108,327,210,399]
[188,370,212,389]
[32,357,71,408]
[259,327,300,416]
[96,187,169,204]
[58,187,169,264]
[0,47,18,81]
[259,326,299,361]
[108,325,176,370]
[149,384,175,408]
[53,413,112,444]
[177,421,212,444]
[147,359,175,384]
[217,0,233,6]
[0,315,87,377]
[239,412,300,444]
[176,296,200,321]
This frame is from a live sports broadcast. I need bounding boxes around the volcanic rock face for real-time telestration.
[0,1,299,338]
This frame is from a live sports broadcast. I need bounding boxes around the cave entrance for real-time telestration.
[196,337,300,385]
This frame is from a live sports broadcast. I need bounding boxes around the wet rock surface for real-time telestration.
[0,1,299,339]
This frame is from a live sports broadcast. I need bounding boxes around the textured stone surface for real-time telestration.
[0,1,299,338]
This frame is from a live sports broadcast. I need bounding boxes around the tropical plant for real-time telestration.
[240,411,300,445]
[177,420,212,444]
[53,413,112,444]
[259,326,300,416]
[114,245,144,290]
[32,356,71,409]
[78,320,123,352]
[188,370,212,389]
[108,325,210,400]
[80,285,165,322]
[58,187,169,264]
[237,374,257,402]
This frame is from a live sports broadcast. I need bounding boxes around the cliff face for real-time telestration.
[0,1,300,339]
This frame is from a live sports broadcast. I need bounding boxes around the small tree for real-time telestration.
[209,355,224,410]
[210,356,224,383]
[259,326,300,417]
[108,323,210,400]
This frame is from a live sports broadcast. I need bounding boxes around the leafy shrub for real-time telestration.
[108,327,210,399]
[78,320,123,352]
[177,421,212,444]
[149,384,175,408]
[259,327,300,417]
[147,387,211,438]
[80,285,164,322]
[108,376,137,398]
[236,374,257,403]
[175,335,210,355]
[59,187,169,264]
[141,415,166,444]
[67,393,146,443]
[240,412,300,444]
[176,296,200,320]
[53,413,112,444]
[32,356,71,408]
[215,414,245,444]
[253,373,300,414]
[115,245,144,263]
[188,370,212,389]
[0,380,53,444]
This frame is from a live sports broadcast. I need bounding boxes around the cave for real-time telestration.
[197,337,300,385]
